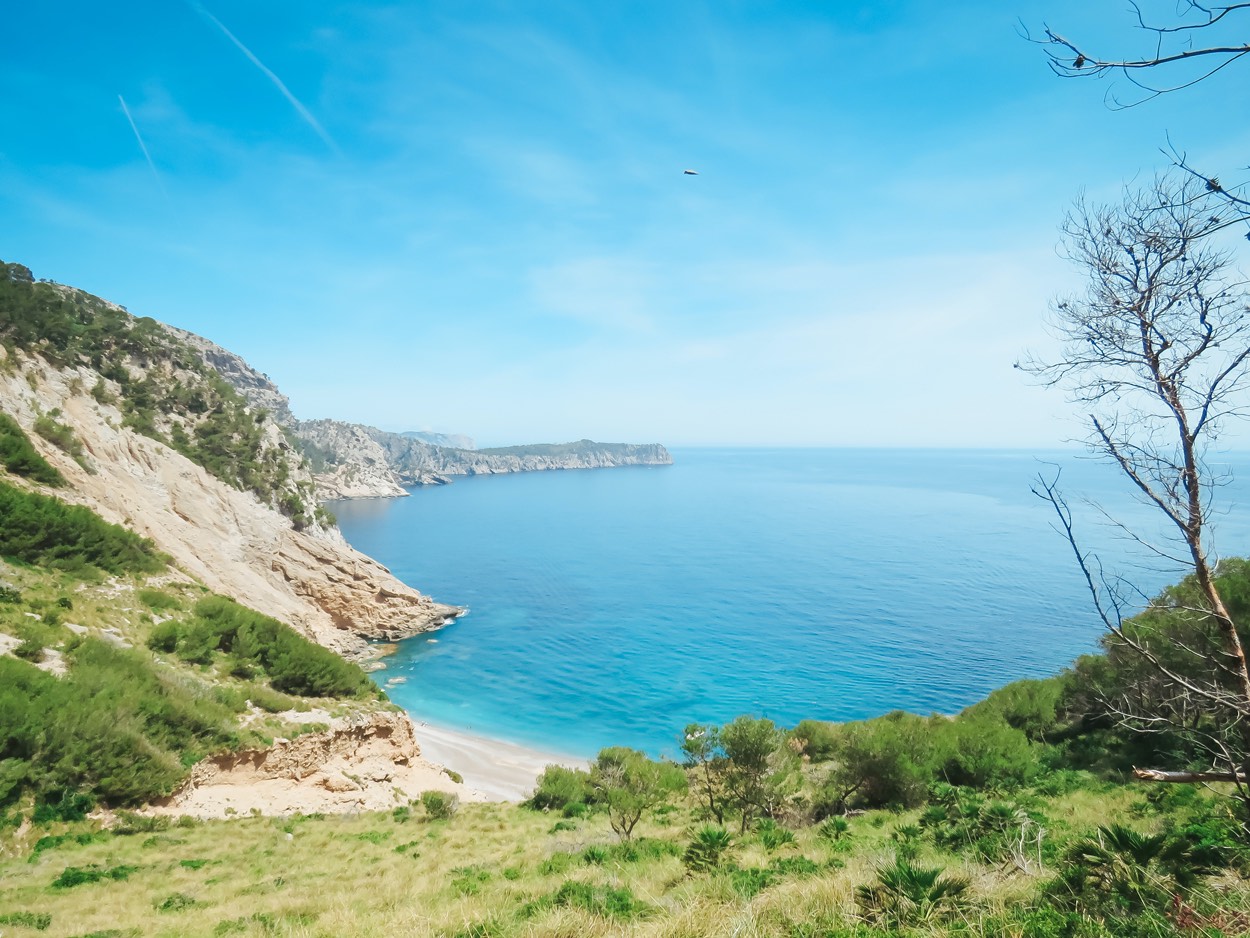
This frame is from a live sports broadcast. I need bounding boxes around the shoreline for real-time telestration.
[408,717,589,802]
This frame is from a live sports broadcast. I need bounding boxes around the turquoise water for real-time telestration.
[330,448,1250,760]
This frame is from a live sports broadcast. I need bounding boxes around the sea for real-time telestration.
[329,447,1250,761]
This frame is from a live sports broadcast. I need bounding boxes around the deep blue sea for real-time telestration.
[329,448,1250,760]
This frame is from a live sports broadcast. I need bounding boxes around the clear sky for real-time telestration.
[3,2,1247,447]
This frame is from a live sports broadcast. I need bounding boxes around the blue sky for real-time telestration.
[3,2,1247,447]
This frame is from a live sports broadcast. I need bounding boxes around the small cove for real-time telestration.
[331,447,1250,759]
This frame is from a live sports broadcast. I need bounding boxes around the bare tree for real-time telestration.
[1020,174,1250,808]
[1031,2,1250,231]
[1036,2,1250,103]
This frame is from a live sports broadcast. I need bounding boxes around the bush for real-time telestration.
[964,677,1065,742]
[33,412,87,467]
[931,716,1037,788]
[523,880,650,920]
[0,412,64,485]
[421,790,458,820]
[526,764,592,811]
[155,892,199,912]
[137,589,180,612]
[0,911,53,930]
[186,596,373,698]
[0,481,165,575]
[790,719,838,761]
[590,747,687,840]
[146,620,181,653]
[51,864,138,889]
[684,826,734,872]
[0,640,238,808]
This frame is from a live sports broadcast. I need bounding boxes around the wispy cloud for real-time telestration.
[118,94,166,196]
[189,1,339,154]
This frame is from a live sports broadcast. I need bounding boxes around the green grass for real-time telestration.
[0,787,1243,938]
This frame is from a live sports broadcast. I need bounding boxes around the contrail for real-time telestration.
[118,94,167,196]
[190,1,339,154]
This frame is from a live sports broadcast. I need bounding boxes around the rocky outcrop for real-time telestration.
[162,324,295,426]
[0,351,459,656]
[150,712,470,818]
[295,419,410,499]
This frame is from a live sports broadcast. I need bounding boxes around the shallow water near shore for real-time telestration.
[331,447,1250,760]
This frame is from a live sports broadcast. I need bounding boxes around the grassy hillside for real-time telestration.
[0,775,1244,937]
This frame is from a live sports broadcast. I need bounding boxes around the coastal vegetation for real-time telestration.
[0,474,377,815]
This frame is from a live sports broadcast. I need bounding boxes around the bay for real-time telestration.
[329,447,1250,760]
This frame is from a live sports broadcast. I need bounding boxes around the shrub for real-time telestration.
[146,619,181,653]
[790,719,838,761]
[590,746,687,840]
[0,412,63,485]
[32,790,95,824]
[421,790,458,820]
[526,764,591,811]
[137,588,180,612]
[932,716,1037,788]
[538,852,574,875]
[964,677,1065,742]
[0,481,165,575]
[0,911,53,930]
[51,864,138,889]
[523,880,650,920]
[0,641,238,808]
[189,596,373,698]
[818,816,850,841]
[754,817,796,851]
[683,826,735,872]
[33,412,87,467]
[856,859,971,927]
[155,892,199,912]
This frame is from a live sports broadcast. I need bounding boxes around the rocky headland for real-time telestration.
[165,327,673,500]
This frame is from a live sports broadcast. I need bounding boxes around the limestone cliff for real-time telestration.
[0,269,459,655]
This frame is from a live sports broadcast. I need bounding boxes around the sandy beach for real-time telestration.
[411,719,590,801]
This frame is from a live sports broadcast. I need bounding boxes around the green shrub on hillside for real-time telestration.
[526,764,592,811]
[33,412,88,468]
[0,639,239,808]
[0,481,164,575]
[590,747,687,840]
[153,596,374,699]
[0,412,64,485]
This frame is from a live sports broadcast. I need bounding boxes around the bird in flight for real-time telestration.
[683,169,699,175]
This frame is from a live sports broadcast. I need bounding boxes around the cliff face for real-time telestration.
[0,346,457,658]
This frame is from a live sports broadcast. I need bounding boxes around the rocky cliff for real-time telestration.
[0,266,458,655]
